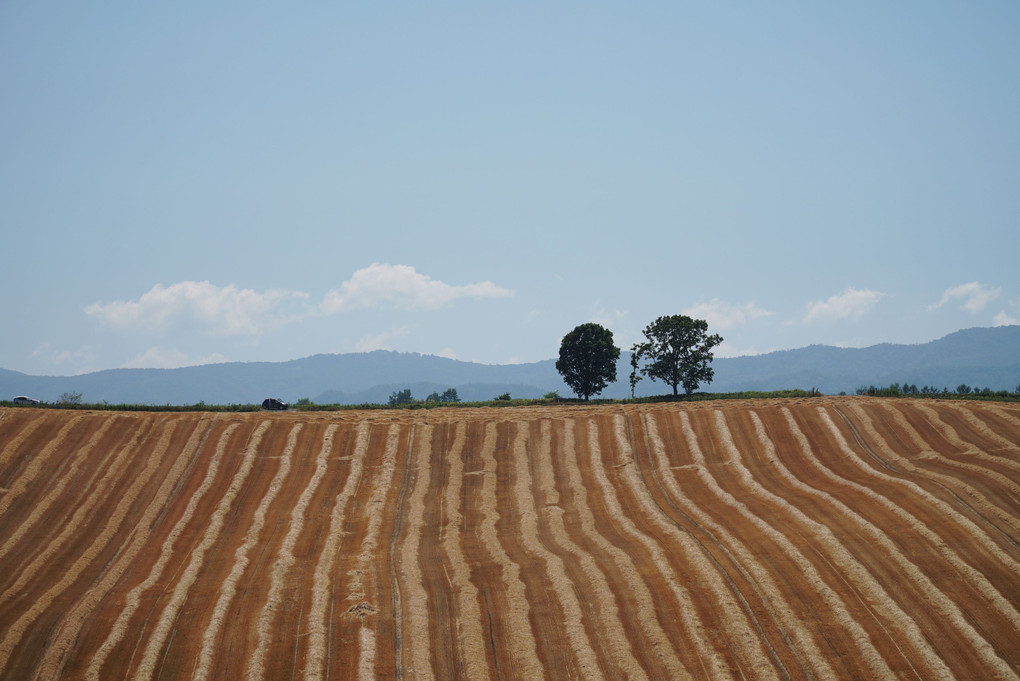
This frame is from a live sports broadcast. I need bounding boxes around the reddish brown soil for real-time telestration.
[0,397,1018,680]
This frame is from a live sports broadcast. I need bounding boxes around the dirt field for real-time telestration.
[0,397,1018,680]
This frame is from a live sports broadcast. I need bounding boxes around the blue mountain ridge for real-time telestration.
[1,326,1017,405]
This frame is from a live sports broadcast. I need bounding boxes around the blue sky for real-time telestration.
[2,2,1018,375]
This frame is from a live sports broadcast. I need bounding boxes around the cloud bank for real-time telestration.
[85,265,515,339]
[684,299,772,330]
[85,281,307,335]
[319,263,513,314]
[804,287,885,324]
[929,281,1001,313]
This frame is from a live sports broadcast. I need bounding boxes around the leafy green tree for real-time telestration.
[388,388,414,405]
[441,388,460,403]
[555,322,621,401]
[494,392,512,401]
[632,315,722,397]
[425,392,442,402]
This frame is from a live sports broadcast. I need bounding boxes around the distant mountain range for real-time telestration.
[2,326,1018,405]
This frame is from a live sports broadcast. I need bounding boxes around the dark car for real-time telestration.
[261,398,289,411]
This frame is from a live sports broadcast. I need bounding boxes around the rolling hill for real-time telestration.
[0,397,1018,679]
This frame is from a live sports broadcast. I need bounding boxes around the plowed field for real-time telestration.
[1,397,1018,680]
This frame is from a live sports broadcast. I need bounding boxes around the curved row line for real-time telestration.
[397,423,434,681]
[603,415,770,681]
[0,415,83,518]
[438,423,489,681]
[0,416,123,595]
[36,417,217,681]
[840,404,1020,605]
[754,408,955,680]
[304,422,370,681]
[86,420,238,681]
[475,421,544,680]
[819,406,1019,680]
[540,419,689,681]
[879,403,1020,532]
[0,413,45,473]
[132,420,271,681]
[0,417,176,676]
[248,422,339,681]
[0,417,117,564]
[194,422,304,681]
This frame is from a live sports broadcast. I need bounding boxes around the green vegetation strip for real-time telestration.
[3,387,1018,413]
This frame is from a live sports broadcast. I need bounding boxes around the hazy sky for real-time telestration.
[2,2,1018,375]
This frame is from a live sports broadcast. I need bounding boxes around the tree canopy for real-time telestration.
[556,322,621,400]
[388,388,413,405]
[632,315,722,396]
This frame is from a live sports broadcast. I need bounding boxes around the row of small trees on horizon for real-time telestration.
[855,383,1020,398]
[556,314,723,401]
[388,387,462,405]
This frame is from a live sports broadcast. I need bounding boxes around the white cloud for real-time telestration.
[435,347,458,360]
[32,344,98,375]
[592,305,628,329]
[319,263,513,314]
[85,281,308,335]
[993,311,1019,326]
[993,296,1020,326]
[713,342,771,358]
[804,287,885,324]
[124,347,229,369]
[353,326,412,352]
[683,299,772,330]
[929,281,1001,313]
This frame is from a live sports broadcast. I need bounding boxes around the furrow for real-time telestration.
[881,402,1020,530]
[774,407,960,679]
[477,420,544,680]
[247,422,339,681]
[0,417,130,600]
[915,403,1020,477]
[346,423,404,680]
[843,403,1020,603]
[0,414,44,472]
[648,410,844,680]
[132,419,271,681]
[439,423,489,681]
[85,421,240,681]
[0,417,175,676]
[0,417,117,563]
[821,406,1020,680]
[986,405,1020,447]
[303,421,370,681]
[0,415,83,518]
[34,416,216,681]
[596,416,759,681]
[511,421,611,681]
[938,403,1020,456]
[194,422,303,681]
[554,419,692,681]
[397,424,434,681]
[711,409,899,680]
[347,424,401,598]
